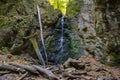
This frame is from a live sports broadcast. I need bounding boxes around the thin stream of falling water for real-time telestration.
[53,16,65,64]
[54,16,65,64]
[59,16,64,53]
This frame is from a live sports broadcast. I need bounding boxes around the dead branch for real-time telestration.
[33,65,58,80]
[0,64,25,73]
[18,72,28,80]
[0,71,10,75]
[10,63,39,74]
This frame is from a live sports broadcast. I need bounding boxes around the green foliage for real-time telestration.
[0,16,15,28]
[48,0,69,15]
[106,53,120,67]
[45,35,54,49]
[66,0,83,16]
[14,55,20,59]
[69,33,80,54]
[30,38,39,53]
[1,47,9,53]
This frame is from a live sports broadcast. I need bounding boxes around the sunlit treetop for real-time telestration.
[48,0,69,16]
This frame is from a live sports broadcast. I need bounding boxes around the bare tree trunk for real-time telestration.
[37,5,48,65]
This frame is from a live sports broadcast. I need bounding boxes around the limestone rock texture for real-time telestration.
[68,0,120,65]
[94,0,120,65]
[68,0,106,60]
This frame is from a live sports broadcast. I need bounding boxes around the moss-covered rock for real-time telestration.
[0,0,60,53]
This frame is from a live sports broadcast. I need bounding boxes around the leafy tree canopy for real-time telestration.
[48,0,69,15]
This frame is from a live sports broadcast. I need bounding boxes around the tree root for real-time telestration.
[0,63,58,80]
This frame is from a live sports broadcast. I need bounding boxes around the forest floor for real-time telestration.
[0,50,120,80]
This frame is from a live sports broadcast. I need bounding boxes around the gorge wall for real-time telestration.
[68,0,120,65]
[0,0,120,65]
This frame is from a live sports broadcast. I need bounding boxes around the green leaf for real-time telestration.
[1,47,9,53]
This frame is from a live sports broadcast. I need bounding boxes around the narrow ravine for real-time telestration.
[0,0,120,79]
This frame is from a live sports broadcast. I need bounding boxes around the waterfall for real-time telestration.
[54,16,65,64]
[59,16,64,54]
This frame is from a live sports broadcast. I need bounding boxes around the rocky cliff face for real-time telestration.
[94,0,120,65]
[71,0,105,59]
[68,0,120,65]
